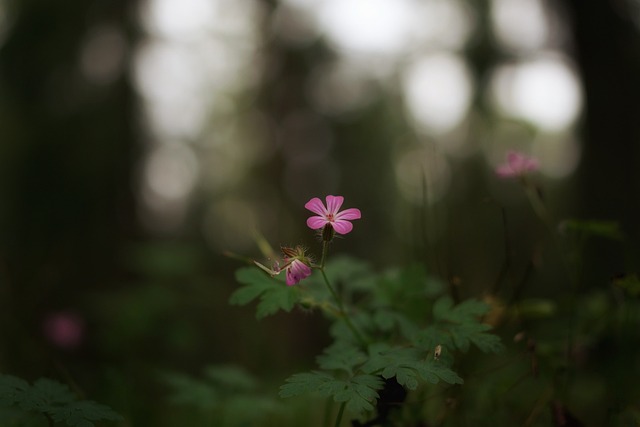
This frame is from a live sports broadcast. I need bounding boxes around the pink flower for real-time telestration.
[254,245,312,286]
[43,312,85,350]
[285,259,312,286]
[305,195,361,235]
[496,151,539,178]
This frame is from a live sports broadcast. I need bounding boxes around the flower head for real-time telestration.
[285,259,312,286]
[305,195,361,235]
[496,151,539,178]
[253,245,312,286]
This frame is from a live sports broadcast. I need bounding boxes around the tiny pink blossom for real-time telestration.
[43,312,85,350]
[305,195,361,235]
[495,151,539,178]
[285,259,312,286]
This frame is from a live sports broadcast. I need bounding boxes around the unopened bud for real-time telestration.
[322,224,335,242]
[280,246,297,258]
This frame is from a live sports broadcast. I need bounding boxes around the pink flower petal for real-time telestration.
[331,220,354,235]
[286,260,311,285]
[496,164,516,177]
[495,150,539,178]
[506,151,524,166]
[524,158,539,171]
[335,208,361,221]
[307,216,328,229]
[305,198,327,215]
[325,195,344,215]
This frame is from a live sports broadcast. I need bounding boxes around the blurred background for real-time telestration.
[1,0,640,424]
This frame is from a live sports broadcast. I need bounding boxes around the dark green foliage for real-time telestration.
[232,257,502,419]
[613,274,640,297]
[316,342,367,376]
[0,374,123,427]
[427,296,504,353]
[162,365,281,426]
[561,219,623,240]
[361,344,463,390]
[229,267,299,319]
[280,372,383,415]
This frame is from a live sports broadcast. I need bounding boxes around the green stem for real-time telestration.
[319,241,367,346]
[320,241,329,269]
[320,268,367,347]
[521,177,579,397]
[323,397,332,427]
[334,402,346,427]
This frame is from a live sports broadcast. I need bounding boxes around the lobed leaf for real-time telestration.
[0,375,122,427]
[316,343,367,376]
[280,371,382,417]
[362,344,462,389]
[430,297,503,353]
[230,267,299,319]
[204,365,258,391]
[0,375,30,407]
[279,372,335,398]
[161,372,219,409]
[49,401,123,427]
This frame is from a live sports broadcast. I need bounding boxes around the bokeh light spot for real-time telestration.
[318,0,415,55]
[403,53,473,134]
[490,55,582,131]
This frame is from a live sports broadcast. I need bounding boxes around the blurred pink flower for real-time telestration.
[285,259,312,286]
[43,311,85,350]
[496,151,539,178]
[305,195,361,235]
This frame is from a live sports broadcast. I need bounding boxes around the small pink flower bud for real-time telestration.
[495,151,539,178]
[43,311,85,350]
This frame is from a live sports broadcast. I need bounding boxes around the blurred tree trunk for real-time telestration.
[561,0,640,273]
[0,0,140,373]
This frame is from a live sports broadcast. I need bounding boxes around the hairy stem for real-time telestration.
[320,268,367,347]
[334,401,346,427]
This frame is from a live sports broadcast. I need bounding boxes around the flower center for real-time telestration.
[326,213,335,222]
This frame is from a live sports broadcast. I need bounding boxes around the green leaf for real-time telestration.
[561,219,623,240]
[0,375,122,427]
[221,395,282,426]
[372,309,420,339]
[316,343,367,376]
[280,371,383,417]
[315,255,377,294]
[161,372,219,409]
[230,267,299,319]
[279,371,335,398]
[32,379,75,405]
[362,344,462,389]
[413,326,454,351]
[161,366,282,425]
[430,297,503,353]
[415,363,463,385]
[49,401,123,427]
[433,297,490,322]
[329,312,372,345]
[375,265,445,307]
[204,365,258,392]
[340,375,383,415]
[0,375,30,407]
[613,274,640,297]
